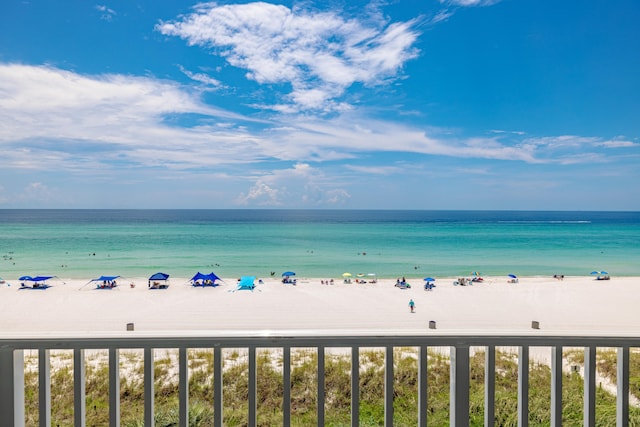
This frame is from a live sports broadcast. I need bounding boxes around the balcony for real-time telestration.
[0,332,638,426]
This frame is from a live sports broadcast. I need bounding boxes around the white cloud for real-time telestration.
[268,115,540,163]
[20,182,57,202]
[0,63,265,172]
[0,62,628,198]
[439,0,501,6]
[429,10,455,25]
[597,139,636,148]
[95,4,116,21]
[156,2,420,112]
[178,65,222,88]
[345,164,406,175]
[523,135,636,152]
[236,163,351,206]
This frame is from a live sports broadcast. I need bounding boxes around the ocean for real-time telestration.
[0,210,638,280]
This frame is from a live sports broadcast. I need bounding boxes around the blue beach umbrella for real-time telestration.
[508,274,517,279]
[424,277,436,282]
[282,271,296,277]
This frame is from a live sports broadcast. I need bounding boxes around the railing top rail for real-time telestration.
[2,330,640,350]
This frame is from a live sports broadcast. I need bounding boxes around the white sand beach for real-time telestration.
[1,275,638,337]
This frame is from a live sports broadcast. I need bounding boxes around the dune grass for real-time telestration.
[23,347,640,426]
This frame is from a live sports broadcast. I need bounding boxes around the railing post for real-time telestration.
[248,347,257,426]
[38,348,51,427]
[485,346,495,427]
[317,346,325,427]
[584,346,596,427]
[0,349,25,427]
[214,346,223,427]
[179,347,188,427]
[551,346,563,427]
[518,346,530,427]
[617,347,629,427]
[385,345,394,427]
[351,346,360,427]
[144,347,155,427]
[418,345,428,427]
[74,349,86,427]
[108,348,120,427]
[283,346,291,427]
[450,344,470,427]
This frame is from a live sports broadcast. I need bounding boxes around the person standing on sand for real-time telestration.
[409,299,415,313]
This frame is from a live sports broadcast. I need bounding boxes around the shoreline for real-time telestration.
[1,275,638,336]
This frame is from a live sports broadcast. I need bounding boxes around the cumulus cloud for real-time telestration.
[156,2,420,112]
[236,163,351,206]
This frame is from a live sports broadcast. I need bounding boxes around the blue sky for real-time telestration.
[1,0,639,210]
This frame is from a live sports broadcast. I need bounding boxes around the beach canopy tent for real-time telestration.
[86,275,120,289]
[190,272,221,287]
[237,276,256,291]
[149,272,170,289]
[150,272,169,281]
[19,275,56,289]
[93,275,120,282]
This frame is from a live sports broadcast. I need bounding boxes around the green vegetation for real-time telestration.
[566,348,640,402]
[23,347,640,426]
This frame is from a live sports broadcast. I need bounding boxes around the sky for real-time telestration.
[1,0,639,210]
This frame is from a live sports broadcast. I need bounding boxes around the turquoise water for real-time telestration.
[1,210,638,279]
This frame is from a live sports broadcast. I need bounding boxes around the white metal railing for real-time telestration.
[0,333,637,427]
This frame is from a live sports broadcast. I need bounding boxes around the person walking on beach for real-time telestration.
[409,299,415,313]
